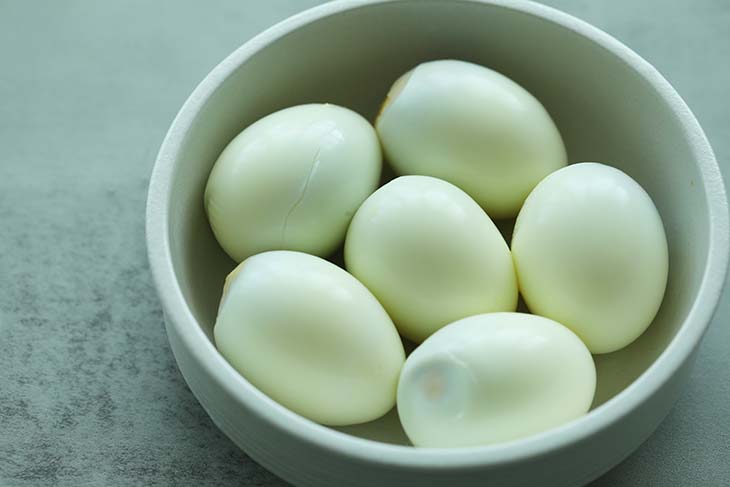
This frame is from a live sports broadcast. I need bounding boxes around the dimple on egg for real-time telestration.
[214,250,405,426]
[511,162,669,354]
[345,175,518,343]
[397,312,596,448]
[376,59,567,219]
[205,103,381,262]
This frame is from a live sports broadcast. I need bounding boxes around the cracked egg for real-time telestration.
[204,103,381,262]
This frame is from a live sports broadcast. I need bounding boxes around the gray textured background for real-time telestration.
[1,0,728,485]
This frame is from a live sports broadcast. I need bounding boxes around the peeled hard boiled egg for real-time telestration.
[397,313,596,448]
[214,251,405,426]
[205,103,381,262]
[511,163,669,354]
[375,59,567,219]
[344,175,518,342]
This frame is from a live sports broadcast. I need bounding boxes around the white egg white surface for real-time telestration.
[397,312,596,448]
[214,251,405,426]
[376,59,566,219]
[345,175,517,343]
[512,162,669,354]
[205,103,381,262]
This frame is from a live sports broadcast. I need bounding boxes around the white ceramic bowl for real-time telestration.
[145,1,729,485]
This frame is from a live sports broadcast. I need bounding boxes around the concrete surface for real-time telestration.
[1,0,728,485]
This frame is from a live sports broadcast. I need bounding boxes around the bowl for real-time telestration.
[145,1,729,485]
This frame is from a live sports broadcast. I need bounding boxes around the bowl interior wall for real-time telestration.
[165,1,710,445]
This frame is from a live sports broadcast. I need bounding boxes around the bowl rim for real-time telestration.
[146,0,729,470]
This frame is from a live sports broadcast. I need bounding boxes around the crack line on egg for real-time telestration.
[281,145,323,246]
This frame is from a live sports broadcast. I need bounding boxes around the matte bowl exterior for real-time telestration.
[146,1,729,486]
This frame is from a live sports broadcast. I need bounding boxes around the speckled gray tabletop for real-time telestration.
[1,1,728,485]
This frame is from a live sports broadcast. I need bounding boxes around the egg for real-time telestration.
[213,251,405,426]
[511,163,669,354]
[397,313,596,448]
[344,175,518,342]
[375,59,567,219]
[205,103,381,262]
